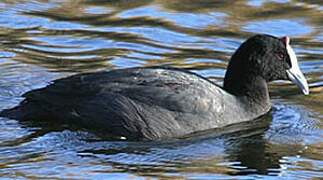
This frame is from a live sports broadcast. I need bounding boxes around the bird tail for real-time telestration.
[0,100,47,121]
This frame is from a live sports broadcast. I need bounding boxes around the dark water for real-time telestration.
[0,0,322,179]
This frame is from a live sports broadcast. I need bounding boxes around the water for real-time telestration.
[0,0,322,179]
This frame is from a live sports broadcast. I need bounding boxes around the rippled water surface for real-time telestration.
[0,0,322,179]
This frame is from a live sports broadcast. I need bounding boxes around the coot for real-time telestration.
[0,34,309,140]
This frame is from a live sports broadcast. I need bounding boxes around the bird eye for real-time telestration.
[277,53,284,60]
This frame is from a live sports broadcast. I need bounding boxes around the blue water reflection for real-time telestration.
[243,19,312,37]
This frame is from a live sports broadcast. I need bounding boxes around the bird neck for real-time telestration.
[224,74,271,112]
